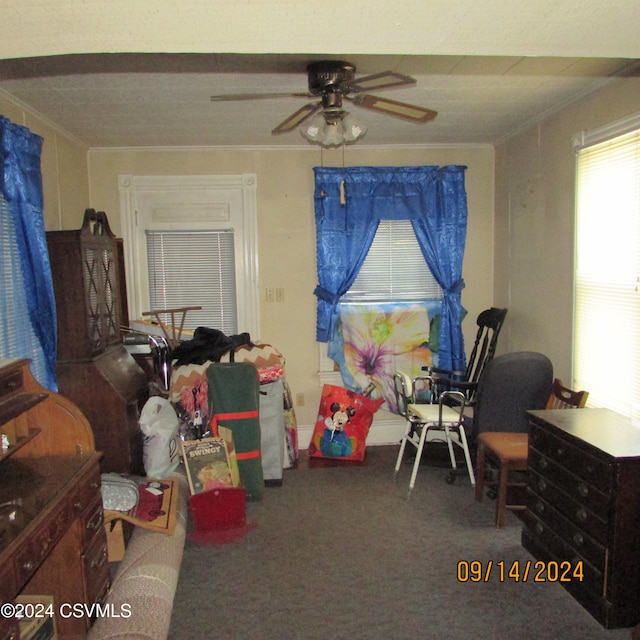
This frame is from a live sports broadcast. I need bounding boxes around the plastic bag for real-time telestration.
[139,396,181,479]
[308,384,384,461]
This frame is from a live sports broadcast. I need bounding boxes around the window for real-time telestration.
[119,174,259,337]
[343,219,442,303]
[573,115,640,415]
[146,229,237,334]
[0,193,48,384]
[319,219,442,372]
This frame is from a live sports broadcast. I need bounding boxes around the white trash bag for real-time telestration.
[139,396,181,479]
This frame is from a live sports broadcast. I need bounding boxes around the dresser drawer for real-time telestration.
[80,494,106,548]
[0,565,18,640]
[526,492,607,570]
[70,462,102,518]
[522,513,605,596]
[12,500,72,588]
[0,617,19,640]
[529,448,611,520]
[0,563,16,611]
[530,424,613,488]
[528,471,609,543]
[82,532,110,607]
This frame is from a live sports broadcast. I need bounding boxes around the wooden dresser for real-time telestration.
[0,358,110,640]
[522,408,640,629]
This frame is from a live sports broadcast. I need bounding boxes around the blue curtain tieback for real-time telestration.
[446,279,465,294]
[313,286,340,304]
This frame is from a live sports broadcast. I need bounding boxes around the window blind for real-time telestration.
[0,194,47,381]
[146,229,237,334]
[574,127,640,415]
[342,219,443,302]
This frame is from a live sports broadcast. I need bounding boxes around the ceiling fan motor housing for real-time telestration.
[307,61,355,95]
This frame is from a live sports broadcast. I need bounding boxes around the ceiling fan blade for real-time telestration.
[211,92,310,101]
[347,94,437,123]
[271,102,322,135]
[347,71,416,93]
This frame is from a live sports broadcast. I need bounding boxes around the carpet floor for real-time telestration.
[167,445,635,640]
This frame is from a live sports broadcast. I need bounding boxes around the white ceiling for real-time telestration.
[0,2,638,148]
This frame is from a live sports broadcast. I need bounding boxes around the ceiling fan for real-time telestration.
[210,60,437,145]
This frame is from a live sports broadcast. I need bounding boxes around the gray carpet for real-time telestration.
[167,446,634,640]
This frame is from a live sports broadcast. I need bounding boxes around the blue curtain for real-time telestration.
[313,168,380,342]
[0,116,57,390]
[313,165,468,372]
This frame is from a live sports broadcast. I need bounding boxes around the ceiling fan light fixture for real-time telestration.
[300,110,367,147]
[300,113,326,142]
[323,121,344,147]
[342,112,367,142]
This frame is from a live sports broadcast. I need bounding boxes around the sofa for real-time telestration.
[87,472,189,640]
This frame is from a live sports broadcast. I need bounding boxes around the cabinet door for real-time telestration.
[83,242,120,353]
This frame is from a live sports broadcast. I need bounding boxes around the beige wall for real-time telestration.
[0,93,89,230]
[88,144,495,426]
[494,75,640,384]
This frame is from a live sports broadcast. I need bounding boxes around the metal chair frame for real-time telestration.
[393,371,475,500]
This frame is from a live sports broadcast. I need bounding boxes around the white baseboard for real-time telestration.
[296,410,446,450]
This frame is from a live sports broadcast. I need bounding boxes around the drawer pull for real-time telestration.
[537,478,547,492]
[22,560,33,572]
[87,508,104,530]
[91,544,108,569]
[91,481,99,490]
[535,501,545,515]
[576,507,588,522]
[538,457,549,470]
[577,483,589,498]
[573,532,585,546]
[535,522,544,535]
[555,447,565,458]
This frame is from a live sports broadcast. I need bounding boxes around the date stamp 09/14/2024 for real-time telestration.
[457,560,585,583]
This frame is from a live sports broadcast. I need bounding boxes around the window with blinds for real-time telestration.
[0,194,47,381]
[146,229,238,335]
[342,219,443,303]
[574,120,640,415]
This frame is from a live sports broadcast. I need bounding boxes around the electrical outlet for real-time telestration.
[266,287,274,302]
[295,392,305,406]
[276,287,285,302]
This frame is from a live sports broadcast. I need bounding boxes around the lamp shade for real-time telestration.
[342,113,367,142]
[301,113,327,143]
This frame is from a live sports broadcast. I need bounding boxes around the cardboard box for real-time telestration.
[15,595,58,640]
[105,518,126,563]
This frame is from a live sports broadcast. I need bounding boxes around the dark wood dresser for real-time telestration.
[0,358,110,640]
[522,408,640,629]
[46,209,148,475]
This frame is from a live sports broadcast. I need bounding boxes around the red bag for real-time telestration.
[308,384,384,461]
[189,487,246,531]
